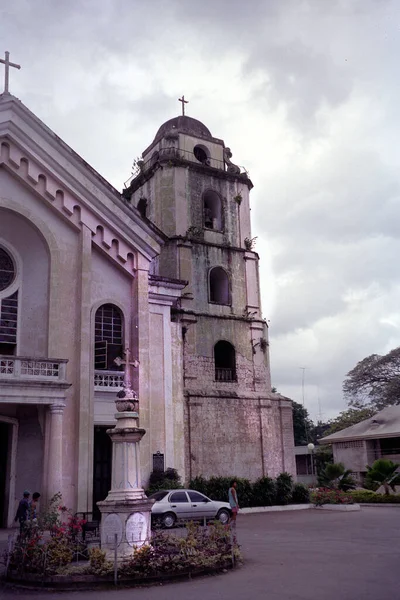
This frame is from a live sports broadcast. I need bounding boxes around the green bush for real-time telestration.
[349,490,400,503]
[275,472,294,505]
[291,483,310,504]
[251,477,276,506]
[147,469,182,495]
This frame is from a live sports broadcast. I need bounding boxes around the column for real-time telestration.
[47,402,65,499]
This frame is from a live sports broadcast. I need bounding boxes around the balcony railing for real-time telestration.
[94,370,124,391]
[0,355,67,382]
[124,148,249,188]
[215,368,237,382]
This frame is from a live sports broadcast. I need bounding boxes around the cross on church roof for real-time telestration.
[178,95,189,116]
[0,51,21,95]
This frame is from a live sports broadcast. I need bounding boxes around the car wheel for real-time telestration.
[217,509,230,524]
[162,512,176,528]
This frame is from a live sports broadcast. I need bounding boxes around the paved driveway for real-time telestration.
[1,507,398,600]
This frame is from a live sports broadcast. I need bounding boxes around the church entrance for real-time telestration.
[92,426,112,519]
[0,421,10,527]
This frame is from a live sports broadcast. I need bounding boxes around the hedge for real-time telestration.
[349,490,400,503]
[188,474,310,507]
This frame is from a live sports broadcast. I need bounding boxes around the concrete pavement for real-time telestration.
[1,507,398,600]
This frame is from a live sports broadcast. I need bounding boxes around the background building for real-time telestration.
[320,405,400,484]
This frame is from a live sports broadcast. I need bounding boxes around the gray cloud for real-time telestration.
[1,0,400,421]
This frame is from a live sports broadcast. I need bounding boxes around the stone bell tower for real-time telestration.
[123,104,295,481]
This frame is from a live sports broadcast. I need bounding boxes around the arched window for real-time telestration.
[214,341,236,382]
[94,304,123,370]
[203,191,222,230]
[209,267,230,305]
[0,247,18,356]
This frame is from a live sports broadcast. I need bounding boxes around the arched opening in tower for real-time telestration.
[209,267,230,304]
[203,191,222,230]
[214,341,237,382]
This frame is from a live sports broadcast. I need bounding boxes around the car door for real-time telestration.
[187,491,215,519]
[168,491,191,521]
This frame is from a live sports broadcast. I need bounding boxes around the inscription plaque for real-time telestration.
[126,512,148,547]
[102,513,123,548]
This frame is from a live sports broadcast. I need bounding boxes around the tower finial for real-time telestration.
[178,95,189,116]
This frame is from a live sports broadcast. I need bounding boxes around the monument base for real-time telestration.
[97,497,154,561]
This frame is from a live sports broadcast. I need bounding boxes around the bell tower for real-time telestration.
[123,108,295,481]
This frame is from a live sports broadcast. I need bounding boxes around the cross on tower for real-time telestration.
[114,346,139,389]
[178,95,189,116]
[0,51,21,95]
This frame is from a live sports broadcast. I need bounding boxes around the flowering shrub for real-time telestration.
[118,521,240,577]
[6,494,87,575]
[311,488,354,507]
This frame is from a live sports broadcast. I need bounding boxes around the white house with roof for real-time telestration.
[319,405,400,483]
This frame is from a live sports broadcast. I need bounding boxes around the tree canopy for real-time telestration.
[343,347,400,409]
[323,407,376,436]
[292,401,315,446]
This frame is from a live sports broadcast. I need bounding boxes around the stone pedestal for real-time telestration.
[97,411,154,560]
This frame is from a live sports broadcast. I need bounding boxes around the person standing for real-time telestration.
[29,492,41,523]
[14,490,30,535]
[228,480,239,540]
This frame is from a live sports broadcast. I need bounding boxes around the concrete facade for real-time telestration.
[0,98,295,527]
[125,114,295,481]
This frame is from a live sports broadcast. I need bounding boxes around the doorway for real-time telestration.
[92,427,112,519]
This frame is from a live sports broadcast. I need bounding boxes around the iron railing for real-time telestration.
[124,147,249,188]
[215,368,237,382]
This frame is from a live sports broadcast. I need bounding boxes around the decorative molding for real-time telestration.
[0,139,137,275]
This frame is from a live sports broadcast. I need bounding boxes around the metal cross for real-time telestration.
[178,95,188,116]
[0,51,21,94]
[114,346,139,388]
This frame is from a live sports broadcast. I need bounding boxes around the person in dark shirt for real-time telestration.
[15,490,30,534]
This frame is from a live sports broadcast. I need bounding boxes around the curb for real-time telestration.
[359,503,400,507]
[240,504,312,514]
[315,503,361,512]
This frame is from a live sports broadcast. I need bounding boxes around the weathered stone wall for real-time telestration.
[185,395,295,481]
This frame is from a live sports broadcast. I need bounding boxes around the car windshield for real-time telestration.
[148,491,169,501]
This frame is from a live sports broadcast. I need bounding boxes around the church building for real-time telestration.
[0,79,295,527]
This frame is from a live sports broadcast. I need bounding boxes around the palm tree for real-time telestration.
[318,462,356,491]
[365,459,400,495]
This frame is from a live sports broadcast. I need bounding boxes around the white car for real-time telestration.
[149,489,232,528]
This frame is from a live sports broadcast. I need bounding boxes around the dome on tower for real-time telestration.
[154,116,212,142]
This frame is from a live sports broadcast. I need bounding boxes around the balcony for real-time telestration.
[0,355,68,382]
[94,370,124,392]
[0,355,70,405]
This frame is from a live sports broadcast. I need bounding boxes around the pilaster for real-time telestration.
[76,224,93,512]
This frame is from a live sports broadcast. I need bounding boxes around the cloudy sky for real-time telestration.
[1,0,399,421]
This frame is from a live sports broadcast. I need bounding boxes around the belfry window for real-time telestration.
[209,267,230,305]
[194,144,210,165]
[203,191,222,230]
[94,304,123,370]
[214,341,236,382]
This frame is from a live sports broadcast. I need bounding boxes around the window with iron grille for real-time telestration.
[0,248,15,292]
[0,291,18,356]
[94,304,123,370]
